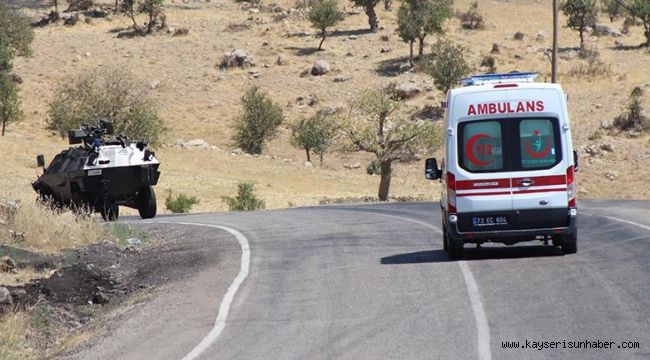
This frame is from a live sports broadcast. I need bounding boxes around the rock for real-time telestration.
[380,47,392,53]
[394,82,422,99]
[67,0,94,12]
[231,148,244,155]
[178,139,210,149]
[344,162,361,169]
[0,256,16,273]
[593,23,622,37]
[249,8,260,14]
[380,35,390,42]
[92,291,110,305]
[311,60,330,76]
[304,161,313,168]
[0,287,12,306]
[600,144,614,152]
[276,54,287,65]
[221,49,255,69]
[149,80,160,89]
[614,40,624,48]
[127,237,141,245]
[248,69,260,78]
[559,50,578,60]
[600,120,612,129]
[349,35,357,40]
[605,172,617,181]
[63,13,80,26]
[536,31,549,41]
[334,74,352,82]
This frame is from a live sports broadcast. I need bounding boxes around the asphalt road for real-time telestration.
[68,200,650,360]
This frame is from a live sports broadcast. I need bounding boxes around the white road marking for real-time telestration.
[154,221,250,360]
[591,214,650,232]
[368,212,492,360]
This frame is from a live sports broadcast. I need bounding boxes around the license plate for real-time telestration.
[88,169,102,176]
[472,215,509,227]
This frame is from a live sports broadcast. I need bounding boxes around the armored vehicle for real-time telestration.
[32,119,160,221]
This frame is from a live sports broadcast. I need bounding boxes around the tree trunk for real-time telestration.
[319,153,323,165]
[305,148,311,162]
[418,35,425,55]
[579,29,584,50]
[409,40,414,67]
[1,119,6,137]
[54,0,58,14]
[318,31,326,50]
[147,11,155,34]
[645,27,650,47]
[114,0,119,14]
[378,159,392,201]
[384,0,391,11]
[365,4,378,32]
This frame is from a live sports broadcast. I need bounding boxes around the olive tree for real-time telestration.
[0,5,34,57]
[121,0,165,34]
[351,0,381,32]
[233,86,284,155]
[604,1,650,46]
[290,110,337,163]
[396,0,452,66]
[422,39,472,94]
[560,0,598,50]
[308,0,344,50]
[0,43,22,137]
[47,69,166,144]
[340,88,441,201]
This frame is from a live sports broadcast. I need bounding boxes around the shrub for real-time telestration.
[421,39,473,94]
[233,86,284,155]
[513,31,525,40]
[0,4,34,57]
[165,191,199,213]
[290,110,337,163]
[46,68,165,144]
[458,1,484,30]
[490,43,500,54]
[222,183,265,211]
[569,48,612,78]
[366,159,381,175]
[308,0,344,50]
[480,55,496,73]
[614,87,648,132]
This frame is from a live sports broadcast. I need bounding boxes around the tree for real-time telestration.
[396,0,452,66]
[351,0,381,32]
[422,39,472,94]
[560,0,598,50]
[47,69,166,144]
[290,110,337,163]
[308,0,344,50]
[0,5,34,57]
[340,88,441,201]
[121,0,164,34]
[607,0,650,46]
[601,0,622,21]
[233,86,284,155]
[0,43,22,137]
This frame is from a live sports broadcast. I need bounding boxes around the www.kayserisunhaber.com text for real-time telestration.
[501,340,640,351]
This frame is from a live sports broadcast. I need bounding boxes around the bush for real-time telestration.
[222,183,265,211]
[290,110,337,163]
[233,86,284,155]
[0,5,34,57]
[513,31,525,40]
[366,159,380,175]
[614,87,648,132]
[480,55,496,73]
[458,1,484,30]
[421,39,473,94]
[165,191,199,213]
[569,48,612,78]
[46,68,165,144]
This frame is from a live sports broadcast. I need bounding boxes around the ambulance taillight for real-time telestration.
[447,172,457,213]
[567,165,576,208]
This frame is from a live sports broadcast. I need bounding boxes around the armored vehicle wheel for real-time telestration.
[101,203,119,222]
[138,186,157,219]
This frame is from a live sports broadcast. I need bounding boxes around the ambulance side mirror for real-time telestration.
[573,150,579,172]
[36,155,45,168]
[425,158,441,180]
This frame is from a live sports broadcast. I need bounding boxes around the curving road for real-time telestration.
[68,201,650,360]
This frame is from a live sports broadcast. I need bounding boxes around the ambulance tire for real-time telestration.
[442,223,449,253]
[448,235,464,260]
[561,233,577,254]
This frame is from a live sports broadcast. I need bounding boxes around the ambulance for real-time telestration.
[425,72,579,259]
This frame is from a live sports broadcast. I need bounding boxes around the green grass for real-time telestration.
[109,223,150,248]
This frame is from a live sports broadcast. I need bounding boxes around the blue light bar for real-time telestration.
[460,71,539,86]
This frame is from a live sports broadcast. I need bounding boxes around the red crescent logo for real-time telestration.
[525,142,551,159]
[465,134,493,167]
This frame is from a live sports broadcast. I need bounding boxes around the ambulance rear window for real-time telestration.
[459,121,504,172]
[519,119,559,169]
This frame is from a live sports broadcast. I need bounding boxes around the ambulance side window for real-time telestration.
[518,119,560,169]
[459,121,504,172]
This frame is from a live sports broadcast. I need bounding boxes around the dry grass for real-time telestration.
[0,266,50,286]
[0,311,34,360]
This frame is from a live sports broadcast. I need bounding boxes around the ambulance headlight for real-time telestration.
[448,214,458,223]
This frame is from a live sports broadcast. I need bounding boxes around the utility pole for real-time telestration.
[552,0,558,83]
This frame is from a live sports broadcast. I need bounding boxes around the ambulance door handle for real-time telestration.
[519,179,534,187]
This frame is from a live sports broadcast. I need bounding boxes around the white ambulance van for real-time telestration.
[425,72,579,259]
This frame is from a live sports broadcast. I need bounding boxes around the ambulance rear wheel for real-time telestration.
[138,186,157,219]
[561,233,577,254]
[448,235,464,260]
